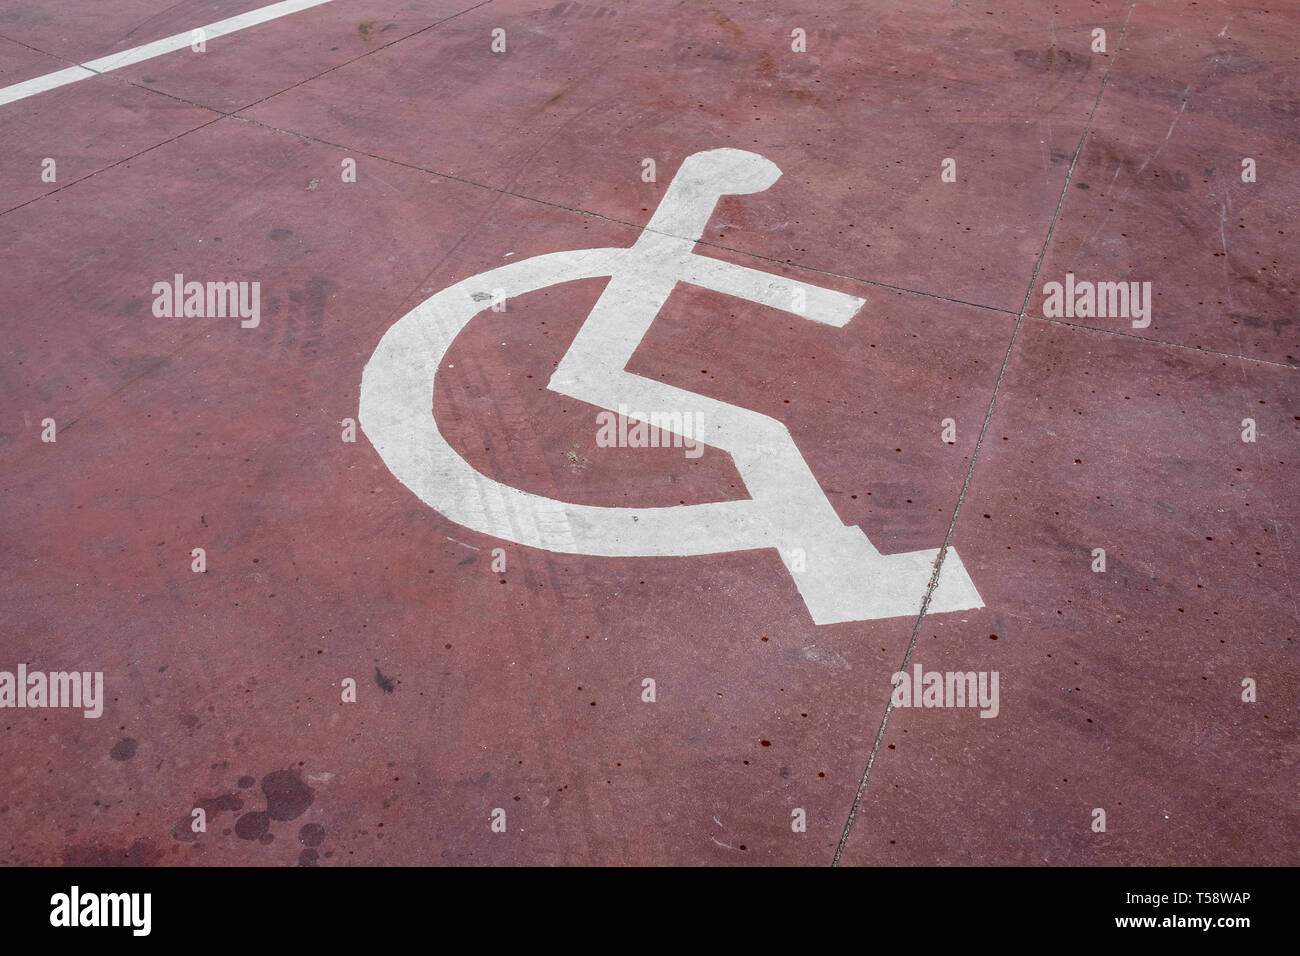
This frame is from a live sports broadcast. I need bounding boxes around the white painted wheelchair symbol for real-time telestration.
[359,149,982,624]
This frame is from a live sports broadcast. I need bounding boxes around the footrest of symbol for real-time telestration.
[786,526,984,625]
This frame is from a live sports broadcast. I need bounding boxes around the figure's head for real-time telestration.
[674,148,782,196]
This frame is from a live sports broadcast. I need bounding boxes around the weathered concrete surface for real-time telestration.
[0,0,1293,866]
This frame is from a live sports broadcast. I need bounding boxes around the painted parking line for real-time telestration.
[0,0,337,107]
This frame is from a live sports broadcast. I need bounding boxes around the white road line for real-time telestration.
[0,0,336,107]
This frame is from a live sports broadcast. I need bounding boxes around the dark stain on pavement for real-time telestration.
[234,811,270,840]
[713,10,744,38]
[263,769,315,820]
[172,769,324,861]
[171,792,244,841]
[109,738,137,761]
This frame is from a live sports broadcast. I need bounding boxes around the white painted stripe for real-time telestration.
[0,0,336,107]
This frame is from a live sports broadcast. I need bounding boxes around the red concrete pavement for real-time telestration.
[0,0,1294,866]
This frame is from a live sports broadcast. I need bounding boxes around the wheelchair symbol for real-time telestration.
[359,149,982,624]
